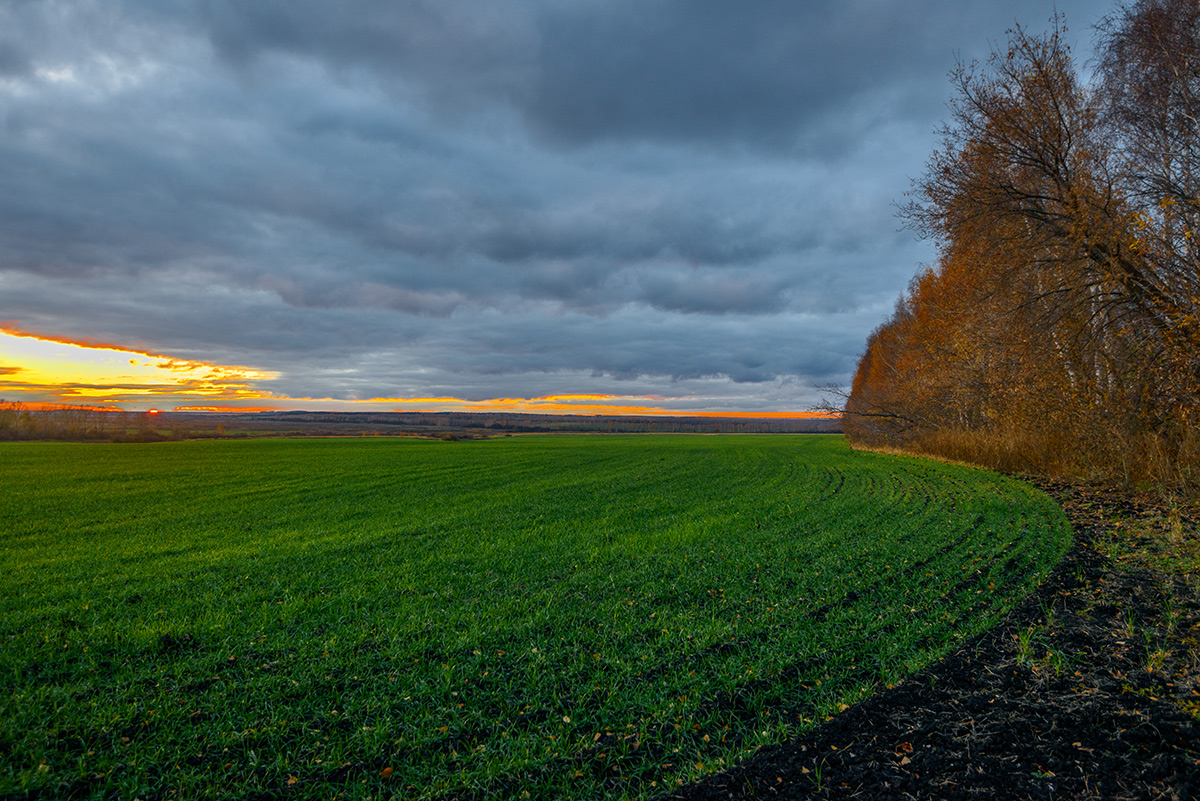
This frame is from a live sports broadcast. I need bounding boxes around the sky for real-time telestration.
[0,0,1114,415]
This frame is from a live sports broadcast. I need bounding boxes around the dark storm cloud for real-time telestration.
[201,0,533,90]
[523,0,1106,149]
[0,39,30,77]
[0,0,1115,409]
[476,194,791,268]
[528,1,938,148]
[197,0,1107,150]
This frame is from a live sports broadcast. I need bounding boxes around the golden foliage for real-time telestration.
[846,6,1200,498]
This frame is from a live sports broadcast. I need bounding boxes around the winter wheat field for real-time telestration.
[0,435,1070,800]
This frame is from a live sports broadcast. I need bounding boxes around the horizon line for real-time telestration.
[4,400,839,420]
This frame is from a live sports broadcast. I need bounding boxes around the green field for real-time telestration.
[0,435,1070,799]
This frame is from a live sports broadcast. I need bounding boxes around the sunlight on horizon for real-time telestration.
[0,326,828,418]
[0,327,276,407]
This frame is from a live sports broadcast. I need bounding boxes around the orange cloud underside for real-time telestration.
[457,398,830,417]
[174,406,287,413]
[0,325,830,418]
[0,326,275,407]
[5,401,119,412]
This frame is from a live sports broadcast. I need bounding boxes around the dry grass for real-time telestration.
[861,424,1200,505]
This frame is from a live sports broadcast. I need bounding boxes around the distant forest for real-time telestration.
[841,0,1199,499]
[0,403,840,441]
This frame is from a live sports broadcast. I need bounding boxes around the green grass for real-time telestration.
[0,435,1070,799]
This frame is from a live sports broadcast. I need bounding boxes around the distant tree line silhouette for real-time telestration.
[0,401,167,442]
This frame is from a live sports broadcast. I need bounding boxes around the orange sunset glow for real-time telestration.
[457,395,830,418]
[0,326,276,409]
[0,326,829,418]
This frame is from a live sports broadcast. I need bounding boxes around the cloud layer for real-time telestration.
[0,0,1112,411]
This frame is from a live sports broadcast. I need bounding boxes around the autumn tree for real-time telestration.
[858,21,1127,448]
[1097,0,1200,428]
[845,11,1199,492]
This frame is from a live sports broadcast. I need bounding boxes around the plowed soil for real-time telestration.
[665,480,1200,800]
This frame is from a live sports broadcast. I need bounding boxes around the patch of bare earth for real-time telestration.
[664,480,1200,800]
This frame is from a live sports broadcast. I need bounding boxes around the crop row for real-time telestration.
[0,435,1070,800]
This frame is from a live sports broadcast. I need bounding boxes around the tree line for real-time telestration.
[0,401,167,442]
[842,0,1199,497]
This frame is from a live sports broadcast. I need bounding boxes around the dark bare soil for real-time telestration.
[665,480,1200,800]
